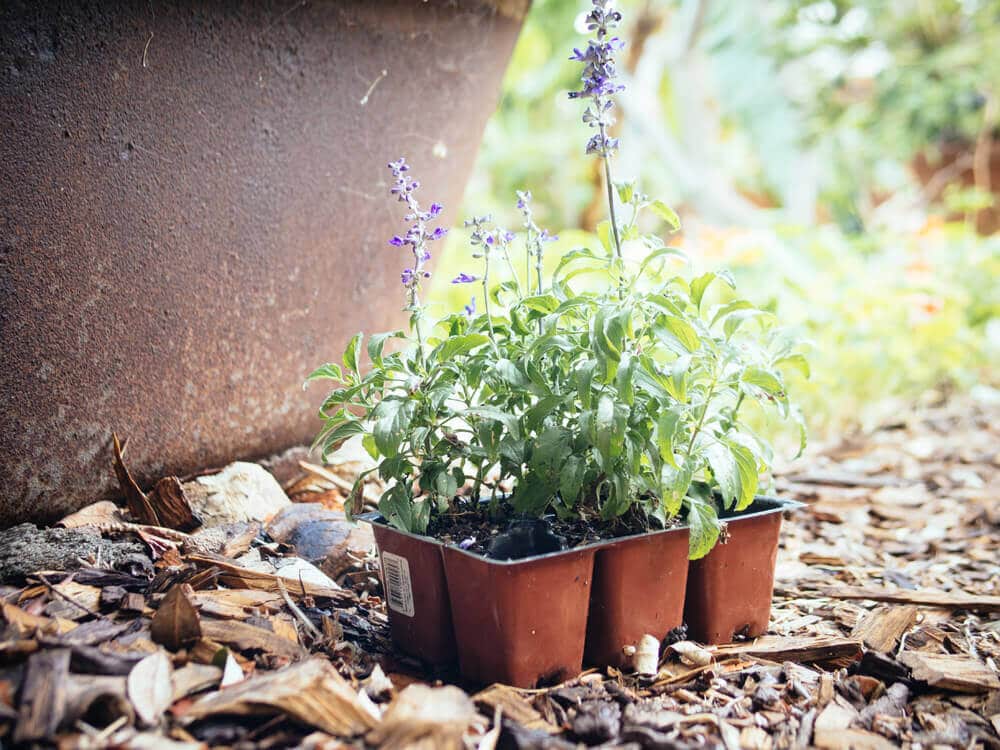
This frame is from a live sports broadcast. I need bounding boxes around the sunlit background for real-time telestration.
[428,0,999,445]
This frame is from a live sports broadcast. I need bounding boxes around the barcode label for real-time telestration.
[382,552,415,617]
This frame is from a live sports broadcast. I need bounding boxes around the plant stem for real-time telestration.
[501,245,523,298]
[409,287,426,367]
[686,373,718,457]
[599,124,624,299]
[481,255,499,353]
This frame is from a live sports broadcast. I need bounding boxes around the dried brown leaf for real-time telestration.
[151,584,201,651]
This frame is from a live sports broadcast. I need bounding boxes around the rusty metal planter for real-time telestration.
[0,0,527,526]
[683,497,803,645]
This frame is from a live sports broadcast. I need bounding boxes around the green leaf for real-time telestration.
[372,398,417,458]
[659,459,693,516]
[689,273,716,310]
[559,455,586,506]
[616,181,635,205]
[575,360,597,410]
[615,353,636,406]
[466,407,521,438]
[706,441,758,511]
[650,200,681,231]
[305,362,344,384]
[741,367,784,396]
[379,483,430,535]
[596,220,615,254]
[343,333,363,374]
[656,409,681,468]
[658,315,701,352]
[495,358,531,389]
[367,330,405,367]
[637,246,687,277]
[710,299,756,327]
[519,294,561,315]
[317,419,365,459]
[434,333,489,361]
[685,491,721,560]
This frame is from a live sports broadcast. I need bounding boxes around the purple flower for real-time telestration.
[570,1,625,157]
[387,159,447,299]
[458,536,476,549]
[540,229,559,243]
[463,297,476,317]
[452,273,478,284]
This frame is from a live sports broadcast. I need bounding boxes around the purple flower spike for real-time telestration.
[452,272,478,284]
[570,0,625,157]
[386,158,447,300]
[464,296,476,317]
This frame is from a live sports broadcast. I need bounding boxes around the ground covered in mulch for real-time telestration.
[0,396,997,748]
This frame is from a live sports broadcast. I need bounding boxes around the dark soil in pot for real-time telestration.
[683,497,803,645]
[427,500,679,559]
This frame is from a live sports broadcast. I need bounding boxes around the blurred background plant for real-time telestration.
[428,0,1000,445]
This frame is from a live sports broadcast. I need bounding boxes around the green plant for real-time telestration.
[308,1,809,558]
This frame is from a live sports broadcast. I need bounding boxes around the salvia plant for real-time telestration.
[308,0,809,559]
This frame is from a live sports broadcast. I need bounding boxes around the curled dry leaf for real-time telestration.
[57,500,127,529]
[150,584,201,651]
[181,657,379,736]
[366,684,484,750]
[669,640,714,667]
[127,650,174,727]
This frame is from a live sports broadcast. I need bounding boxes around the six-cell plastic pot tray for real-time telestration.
[360,496,800,687]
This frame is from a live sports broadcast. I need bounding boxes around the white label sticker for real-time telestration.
[382,552,415,617]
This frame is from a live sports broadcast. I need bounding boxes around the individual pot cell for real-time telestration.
[370,522,456,666]
[684,497,802,645]
[584,526,690,669]
[441,545,597,688]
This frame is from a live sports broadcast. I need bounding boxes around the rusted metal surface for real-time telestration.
[0,0,526,525]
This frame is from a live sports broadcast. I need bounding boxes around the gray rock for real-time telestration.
[0,524,145,582]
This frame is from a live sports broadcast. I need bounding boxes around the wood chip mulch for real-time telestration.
[0,397,997,748]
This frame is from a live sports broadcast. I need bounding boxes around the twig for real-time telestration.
[35,573,111,622]
[276,578,323,641]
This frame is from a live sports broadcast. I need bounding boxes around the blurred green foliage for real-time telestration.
[429,0,1000,439]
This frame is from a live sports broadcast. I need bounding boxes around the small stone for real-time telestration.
[182,462,290,527]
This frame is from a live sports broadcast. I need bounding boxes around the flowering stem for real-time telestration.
[481,255,499,353]
[599,125,625,300]
[408,287,426,367]
[500,244,523,298]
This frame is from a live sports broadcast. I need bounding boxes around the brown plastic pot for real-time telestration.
[441,544,597,688]
[584,525,690,669]
[367,519,456,666]
[683,497,803,645]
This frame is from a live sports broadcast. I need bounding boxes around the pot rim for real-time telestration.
[358,494,802,565]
